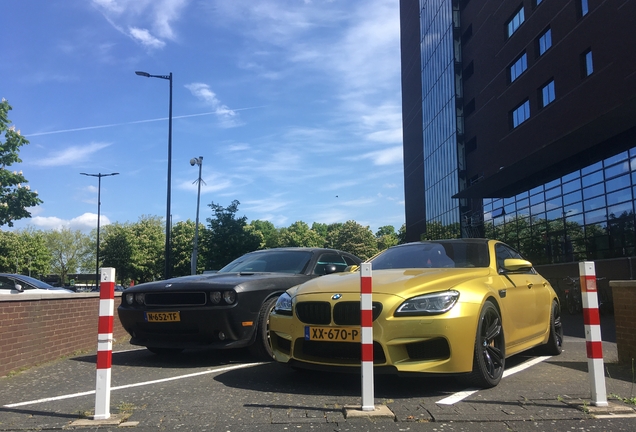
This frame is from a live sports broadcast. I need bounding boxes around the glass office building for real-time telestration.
[419,0,461,238]
[484,147,636,264]
[400,0,636,263]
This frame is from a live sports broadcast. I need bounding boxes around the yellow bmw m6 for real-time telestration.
[269,239,563,388]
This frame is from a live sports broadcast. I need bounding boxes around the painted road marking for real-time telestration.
[436,356,551,405]
[4,362,262,408]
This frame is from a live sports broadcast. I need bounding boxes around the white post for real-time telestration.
[579,261,607,407]
[94,267,115,419]
[360,263,374,411]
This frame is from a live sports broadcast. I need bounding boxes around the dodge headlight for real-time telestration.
[274,292,292,315]
[395,290,459,316]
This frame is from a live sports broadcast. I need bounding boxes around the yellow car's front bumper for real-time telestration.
[270,292,482,374]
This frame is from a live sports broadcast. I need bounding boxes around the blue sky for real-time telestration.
[2,0,404,235]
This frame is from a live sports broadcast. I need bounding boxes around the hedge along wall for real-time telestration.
[0,292,129,377]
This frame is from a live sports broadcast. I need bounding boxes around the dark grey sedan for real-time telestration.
[117,248,361,360]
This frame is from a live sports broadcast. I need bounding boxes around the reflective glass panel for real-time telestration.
[583,183,605,200]
[606,174,631,192]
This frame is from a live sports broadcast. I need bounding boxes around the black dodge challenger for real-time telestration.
[117,248,361,360]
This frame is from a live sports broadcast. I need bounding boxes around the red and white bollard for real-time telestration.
[360,263,374,411]
[579,261,608,407]
[94,267,116,419]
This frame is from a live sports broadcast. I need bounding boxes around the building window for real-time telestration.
[465,98,476,116]
[507,6,525,38]
[509,53,528,82]
[540,80,556,107]
[463,61,474,80]
[538,28,552,56]
[581,49,593,77]
[511,100,530,128]
[462,24,473,45]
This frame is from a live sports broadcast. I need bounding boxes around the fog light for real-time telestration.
[218,332,226,340]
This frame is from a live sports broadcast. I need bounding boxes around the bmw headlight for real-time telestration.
[394,290,459,316]
[274,292,292,315]
[125,293,134,305]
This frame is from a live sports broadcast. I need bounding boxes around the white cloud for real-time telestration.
[243,196,291,214]
[92,0,188,49]
[30,213,112,232]
[129,27,165,48]
[185,83,241,127]
[33,142,111,167]
[360,146,403,166]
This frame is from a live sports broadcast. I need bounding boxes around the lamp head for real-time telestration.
[135,71,150,77]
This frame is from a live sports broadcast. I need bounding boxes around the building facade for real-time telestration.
[400,0,636,264]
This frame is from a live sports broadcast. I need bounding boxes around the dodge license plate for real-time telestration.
[305,326,360,342]
[145,311,180,322]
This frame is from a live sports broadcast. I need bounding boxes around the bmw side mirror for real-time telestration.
[15,283,24,292]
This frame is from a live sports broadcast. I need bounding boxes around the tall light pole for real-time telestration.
[190,157,204,275]
[135,70,173,279]
[80,172,119,289]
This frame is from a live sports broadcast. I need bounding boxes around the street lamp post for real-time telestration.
[190,157,204,275]
[80,172,119,289]
[135,70,173,279]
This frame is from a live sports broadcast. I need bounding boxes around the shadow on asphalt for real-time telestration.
[561,311,615,342]
[70,346,259,369]
[212,362,468,399]
[0,406,79,419]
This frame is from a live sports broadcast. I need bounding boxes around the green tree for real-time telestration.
[397,223,407,244]
[202,200,263,270]
[250,219,279,248]
[376,225,399,251]
[100,223,135,283]
[326,220,378,260]
[0,99,42,226]
[278,221,324,247]
[311,222,328,240]
[101,216,164,283]
[0,228,50,276]
[171,220,208,276]
[44,228,92,285]
[129,215,164,282]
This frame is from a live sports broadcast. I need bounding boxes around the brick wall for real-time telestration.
[610,281,636,364]
[0,293,129,377]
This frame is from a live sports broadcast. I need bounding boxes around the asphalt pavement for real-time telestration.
[1,313,635,431]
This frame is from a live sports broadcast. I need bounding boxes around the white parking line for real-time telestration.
[436,356,551,405]
[3,363,263,408]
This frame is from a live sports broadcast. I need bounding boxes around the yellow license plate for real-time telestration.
[145,311,180,322]
[305,326,360,342]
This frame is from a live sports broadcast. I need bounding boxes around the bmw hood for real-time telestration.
[291,268,491,299]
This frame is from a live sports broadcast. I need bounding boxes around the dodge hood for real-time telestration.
[291,268,492,299]
[125,272,304,292]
